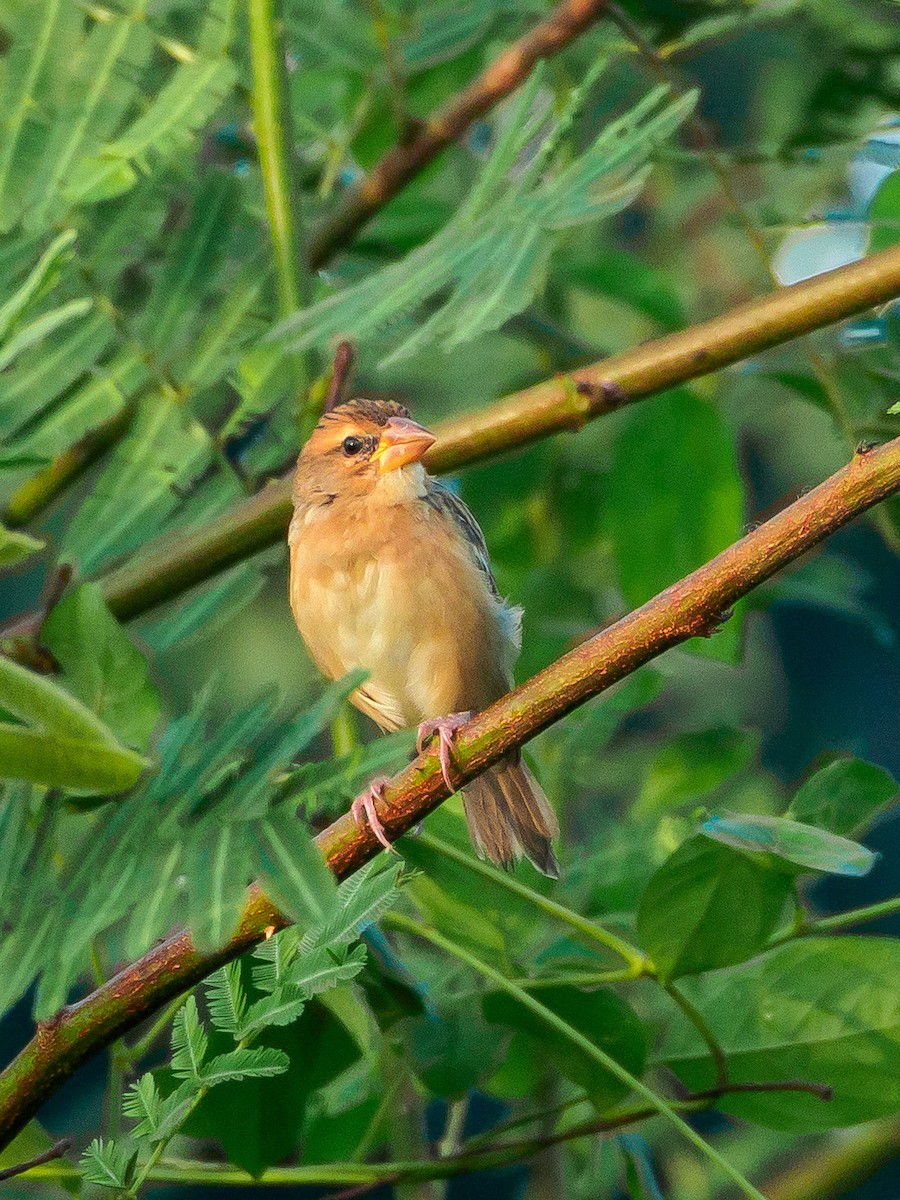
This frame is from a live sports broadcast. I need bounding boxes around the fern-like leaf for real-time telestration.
[123,1073,162,1140]
[170,995,208,1081]
[197,1046,290,1085]
[79,1137,134,1190]
[206,960,249,1037]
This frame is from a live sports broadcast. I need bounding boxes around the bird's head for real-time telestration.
[293,398,436,507]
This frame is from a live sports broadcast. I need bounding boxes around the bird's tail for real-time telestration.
[462,758,559,878]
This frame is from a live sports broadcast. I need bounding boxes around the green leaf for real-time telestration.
[185,820,251,952]
[253,808,338,926]
[411,1005,505,1099]
[207,961,249,1038]
[869,169,900,254]
[198,1046,290,1086]
[171,995,208,1081]
[271,82,694,365]
[637,838,792,982]
[0,230,77,339]
[301,861,402,950]
[660,937,900,1130]
[483,985,647,1111]
[788,757,898,836]
[0,656,148,792]
[603,390,744,662]
[702,812,877,877]
[634,728,758,818]
[286,942,367,996]
[123,1073,162,1139]
[0,298,92,372]
[42,582,161,750]
[239,987,308,1038]
[79,1136,133,1190]
[0,524,44,568]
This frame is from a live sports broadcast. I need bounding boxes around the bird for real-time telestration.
[288,396,559,877]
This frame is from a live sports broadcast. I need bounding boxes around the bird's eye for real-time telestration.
[342,436,364,457]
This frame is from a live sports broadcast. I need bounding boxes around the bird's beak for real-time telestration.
[371,416,436,474]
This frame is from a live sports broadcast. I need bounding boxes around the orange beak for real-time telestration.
[372,416,436,474]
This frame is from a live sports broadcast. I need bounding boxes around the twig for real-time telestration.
[1,434,899,1149]
[307,0,610,268]
[0,1136,72,1182]
[3,238,897,651]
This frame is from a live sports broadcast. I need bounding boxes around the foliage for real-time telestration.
[0,0,898,1197]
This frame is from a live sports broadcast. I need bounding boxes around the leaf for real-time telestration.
[0,230,76,341]
[253,808,338,926]
[0,524,44,568]
[869,169,900,254]
[171,995,208,1081]
[0,298,93,372]
[301,861,402,950]
[603,390,744,662]
[636,838,792,982]
[42,582,161,750]
[123,1073,162,1139]
[0,656,147,793]
[79,1136,133,1190]
[185,820,252,952]
[198,1047,290,1086]
[206,960,249,1038]
[410,1005,506,1099]
[270,82,694,365]
[660,937,900,1130]
[788,757,898,836]
[483,985,647,1111]
[634,728,759,818]
[286,943,367,997]
[702,812,878,877]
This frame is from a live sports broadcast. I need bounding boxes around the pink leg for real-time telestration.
[416,712,472,791]
[350,776,396,853]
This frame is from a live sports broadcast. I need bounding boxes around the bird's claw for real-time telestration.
[350,777,397,853]
[416,712,472,792]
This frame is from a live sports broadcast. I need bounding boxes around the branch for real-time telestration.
[306,0,609,268]
[2,435,900,1148]
[1,239,893,647]
[0,1136,72,1182]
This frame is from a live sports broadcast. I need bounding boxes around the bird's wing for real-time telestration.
[350,682,407,732]
[424,480,500,598]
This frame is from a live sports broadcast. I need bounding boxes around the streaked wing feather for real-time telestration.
[424,481,499,597]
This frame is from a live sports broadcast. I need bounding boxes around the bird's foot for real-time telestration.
[350,776,396,853]
[416,712,472,791]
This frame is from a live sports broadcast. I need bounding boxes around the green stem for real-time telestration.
[247,0,312,412]
[384,912,767,1200]
[416,831,648,972]
[769,893,900,947]
[664,982,729,1091]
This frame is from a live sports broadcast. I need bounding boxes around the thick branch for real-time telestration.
[1,436,899,1148]
[90,245,900,625]
[307,0,609,268]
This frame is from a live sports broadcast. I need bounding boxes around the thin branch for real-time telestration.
[0,1136,72,1182]
[2,238,896,651]
[324,340,357,412]
[1,434,899,1148]
[768,891,900,947]
[307,0,610,268]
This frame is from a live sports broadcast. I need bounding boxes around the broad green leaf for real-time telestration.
[869,169,900,254]
[660,937,900,1130]
[788,757,898,836]
[603,390,744,662]
[42,582,161,750]
[702,812,877,877]
[637,838,792,981]
[483,985,647,1111]
[634,728,758,818]
[0,524,43,567]
[410,1005,505,1099]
